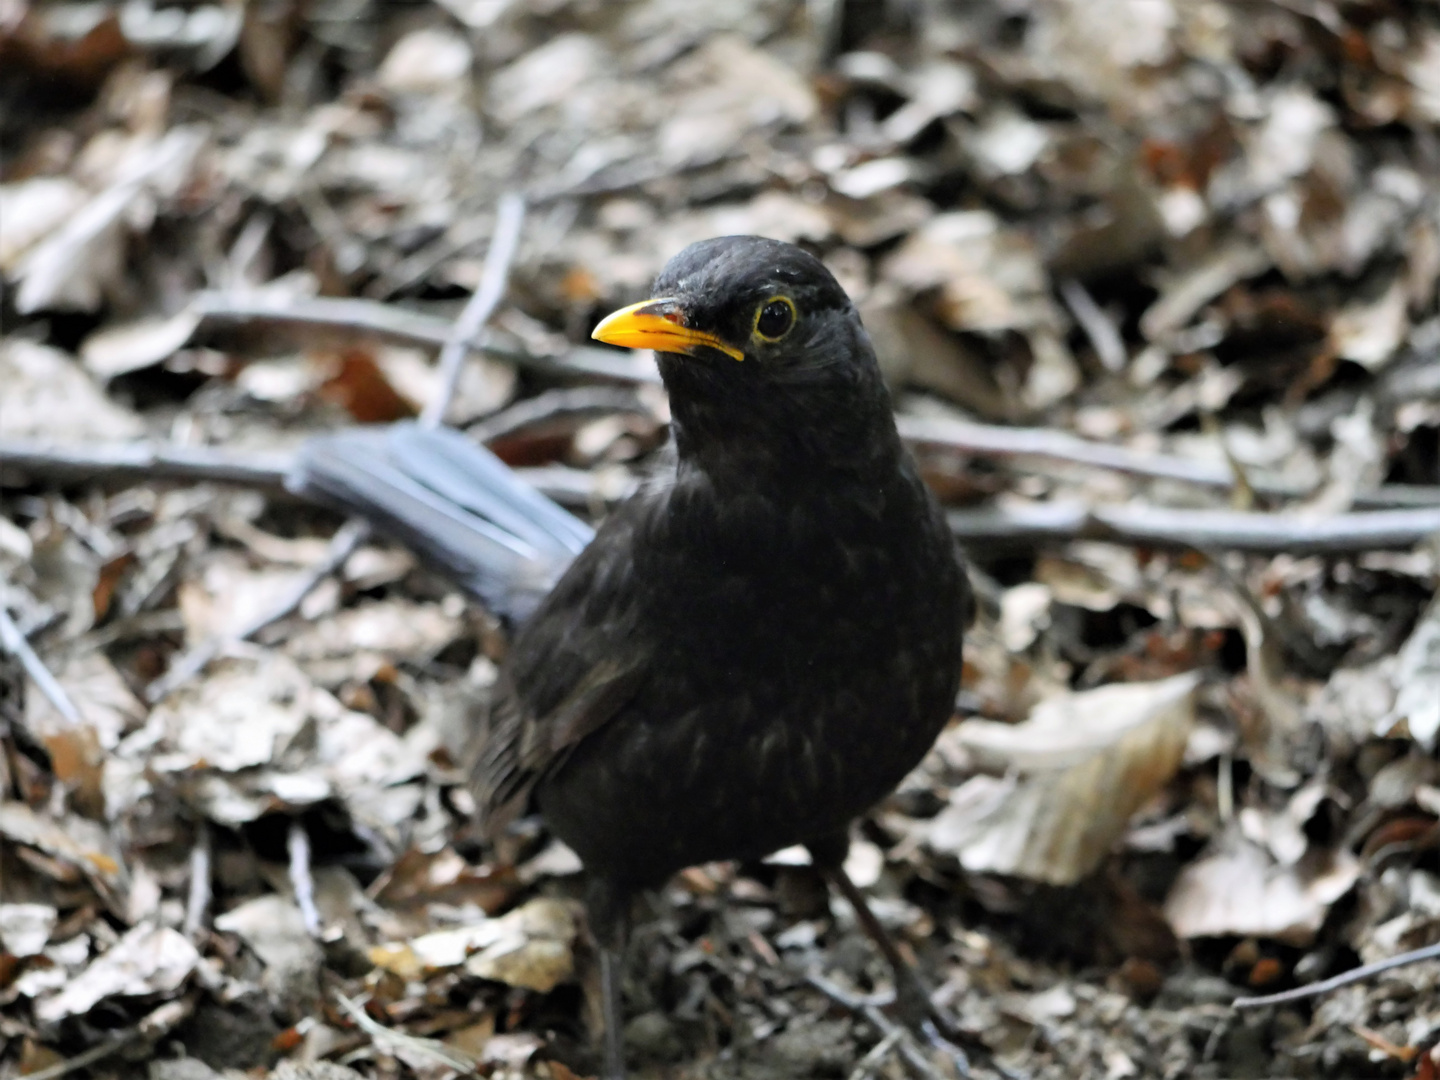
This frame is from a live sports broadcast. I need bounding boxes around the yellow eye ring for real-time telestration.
[752,295,797,342]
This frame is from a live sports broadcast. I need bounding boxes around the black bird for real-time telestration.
[292,236,972,1078]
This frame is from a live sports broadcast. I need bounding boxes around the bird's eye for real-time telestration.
[753,296,796,341]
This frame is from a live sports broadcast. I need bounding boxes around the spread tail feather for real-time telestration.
[288,422,591,626]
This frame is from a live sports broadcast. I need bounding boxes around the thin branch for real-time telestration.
[1233,941,1440,1009]
[20,996,192,1080]
[144,518,370,703]
[806,971,962,1080]
[898,415,1309,497]
[1059,278,1126,373]
[184,820,212,940]
[288,818,322,937]
[20,1032,143,1080]
[187,290,661,384]
[0,604,81,727]
[946,501,1440,554]
[334,991,478,1071]
[422,192,526,428]
[0,439,290,489]
[6,439,1439,554]
[467,385,650,445]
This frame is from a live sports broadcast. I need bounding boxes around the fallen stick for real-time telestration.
[0,604,82,726]
[1233,940,1440,1008]
[422,192,527,428]
[187,290,661,384]
[946,501,1440,554]
[5,440,1439,554]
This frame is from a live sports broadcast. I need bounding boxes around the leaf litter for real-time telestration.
[1,0,1439,1078]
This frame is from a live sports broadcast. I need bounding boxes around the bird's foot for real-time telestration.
[807,971,987,1080]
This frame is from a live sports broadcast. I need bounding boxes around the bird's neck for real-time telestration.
[667,383,904,490]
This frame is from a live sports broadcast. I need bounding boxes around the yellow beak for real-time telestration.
[591,297,745,362]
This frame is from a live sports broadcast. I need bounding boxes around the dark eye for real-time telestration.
[754,297,796,340]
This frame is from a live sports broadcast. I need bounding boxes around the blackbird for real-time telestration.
[292,236,972,1078]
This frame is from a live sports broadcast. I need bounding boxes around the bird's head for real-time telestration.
[592,235,858,373]
[591,236,893,465]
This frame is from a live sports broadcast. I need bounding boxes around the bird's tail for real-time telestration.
[288,422,592,625]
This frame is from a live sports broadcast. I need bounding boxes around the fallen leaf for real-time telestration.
[369,897,577,992]
[929,673,1198,884]
[1164,832,1360,945]
[0,903,58,958]
[33,923,198,1023]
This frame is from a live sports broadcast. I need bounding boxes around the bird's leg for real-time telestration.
[808,838,972,1071]
[587,879,632,1080]
[599,932,627,1080]
[822,861,938,1029]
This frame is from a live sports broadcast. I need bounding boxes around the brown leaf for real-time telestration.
[314,347,417,423]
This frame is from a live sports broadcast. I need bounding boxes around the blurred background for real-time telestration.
[2,1,1440,1078]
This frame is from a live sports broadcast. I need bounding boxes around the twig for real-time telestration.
[187,290,661,384]
[849,1027,906,1080]
[1059,279,1126,373]
[6,438,1439,553]
[21,996,192,1080]
[20,1031,143,1080]
[288,818,322,937]
[422,192,526,428]
[184,820,212,940]
[946,501,1440,554]
[7,430,1435,513]
[806,971,962,1080]
[468,385,650,445]
[0,604,81,727]
[144,518,370,703]
[0,439,290,489]
[898,415,1308,497]
[1233,942,1440,1008]
[334,991,478,1070]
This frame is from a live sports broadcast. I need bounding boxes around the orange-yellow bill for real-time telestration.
[591,297,745,362]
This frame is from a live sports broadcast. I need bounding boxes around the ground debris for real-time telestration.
[2,0,1438,1077]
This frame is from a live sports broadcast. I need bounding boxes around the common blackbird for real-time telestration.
[292,236,972,1078]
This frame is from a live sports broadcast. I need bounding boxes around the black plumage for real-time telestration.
[291,237,972,1078]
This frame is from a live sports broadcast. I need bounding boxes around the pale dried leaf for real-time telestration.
[883,211,1055,334]
[0,903,58,958]
[0,340,144,441]
[0,802,127,896]
[214,894,322,1008]
[377,27,472,93]
[1164,833,1360,945]
[14,127,206,313]
[0,176,88,272]
[1329,278,1409,371]
[34,923,199,1023]
[1381,595,1440,750]
[370,897,576,993]
[25,650,144,749]
[928,673,1198,884]
[80,309,203,379]
[149,658,310,772]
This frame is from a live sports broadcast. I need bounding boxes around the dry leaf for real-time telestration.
[0,340,144,442]
[928,673,1198,885]
[883,211,1056,334]
[0,903,58,958]
[370,897,577,993]
[34,923,199,1023]
[1379,595,1440,750]
[1164,832,1360,945]
[13,126,205,313]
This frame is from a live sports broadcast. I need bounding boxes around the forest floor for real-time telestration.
[3,1,1440,1078]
